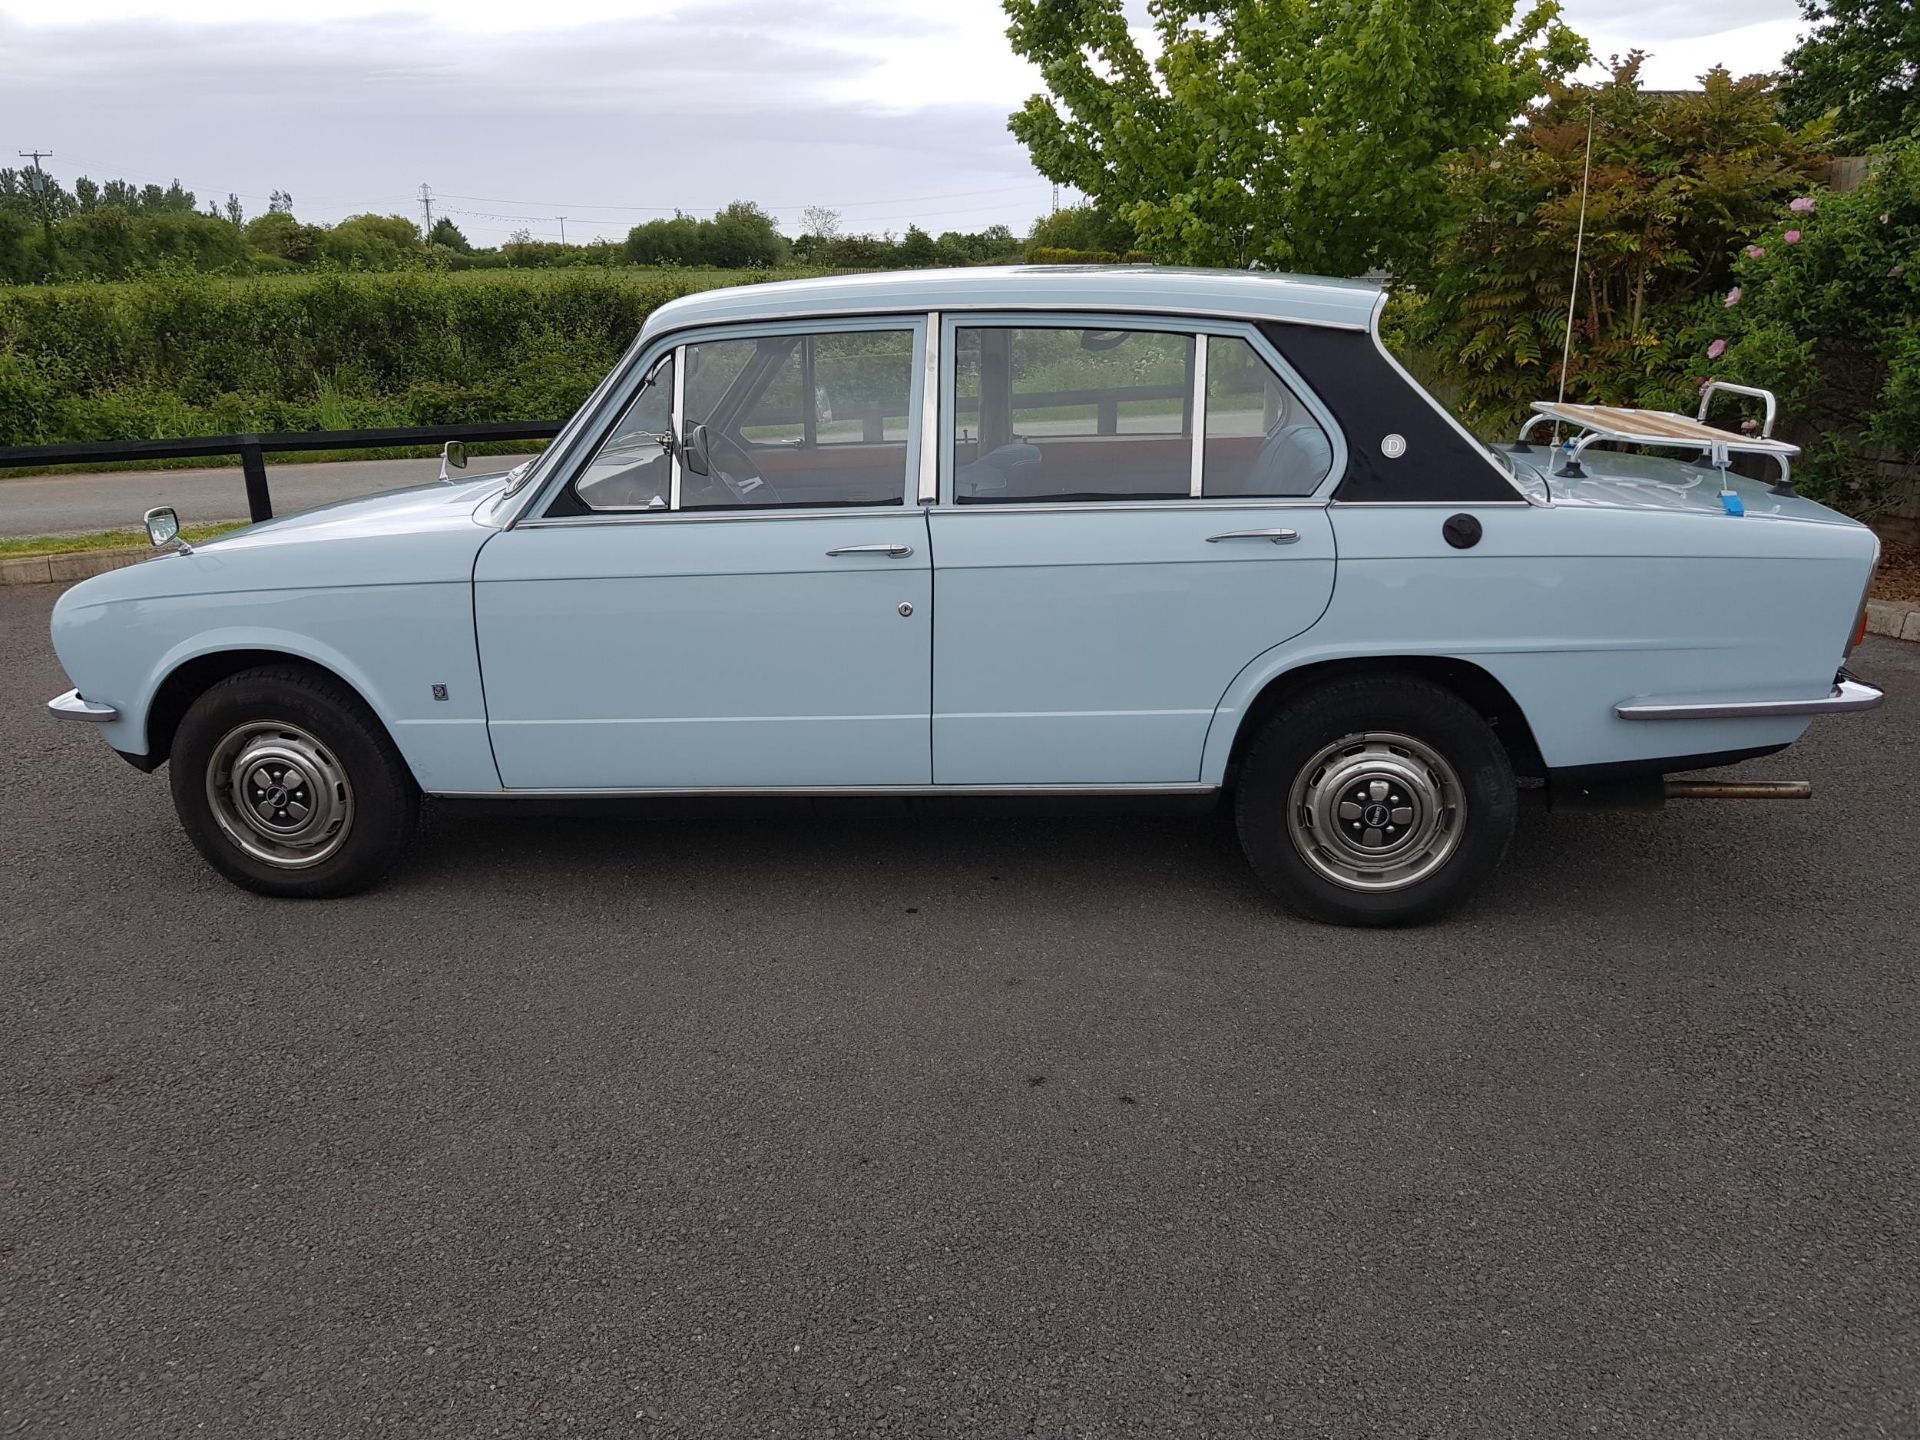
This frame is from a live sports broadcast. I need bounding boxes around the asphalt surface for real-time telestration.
[0,455,541,538]
[3,579,1916,1438]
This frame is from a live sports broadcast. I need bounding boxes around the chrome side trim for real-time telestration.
[919,310,940,504]
[429,782,1221,800]
[642,299,1373,339]
[48,689,119,723]
[1615,679,1885,722]
[1189,333,1208,498]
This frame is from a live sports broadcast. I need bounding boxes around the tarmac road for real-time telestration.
[0,455,540,538]
[2,579,1916,1438]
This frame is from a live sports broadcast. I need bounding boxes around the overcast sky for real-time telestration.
[0,0,1806,247]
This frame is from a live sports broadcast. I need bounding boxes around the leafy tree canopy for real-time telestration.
[1025,203,1134,257]
[1782,0,1920,149]
[1403,56,1826,432]
[1003,0,1587,276]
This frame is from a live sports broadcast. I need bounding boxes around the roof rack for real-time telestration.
[1514,382,1798,495]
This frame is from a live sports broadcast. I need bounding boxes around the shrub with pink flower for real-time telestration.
[1724,286,1742,307]
[1784,230,1802,244]
[1745,245,1765,259]
[1706,339,1727,360]
[1789,197,1816,214]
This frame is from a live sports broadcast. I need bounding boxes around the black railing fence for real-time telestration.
[0,421,566,524]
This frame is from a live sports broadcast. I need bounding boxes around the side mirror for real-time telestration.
[438,440,469,482]
[144,505,189,553]
[681,423,712,477]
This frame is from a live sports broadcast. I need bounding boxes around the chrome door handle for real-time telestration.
[825,543,914,558]
[1205,528,1300,545]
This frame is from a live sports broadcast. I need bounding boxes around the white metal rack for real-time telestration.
[1515,381,1798,494]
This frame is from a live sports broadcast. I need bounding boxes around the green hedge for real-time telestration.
[0,267,822,450]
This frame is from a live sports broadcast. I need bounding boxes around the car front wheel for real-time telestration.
[1234,675,1517,926]
[169,664,420,898]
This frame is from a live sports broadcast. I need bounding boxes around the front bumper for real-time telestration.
[47,688,120,723]
[1615,677,1884,722]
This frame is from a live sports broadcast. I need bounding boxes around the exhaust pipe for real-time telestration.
[1663,779,1813,801]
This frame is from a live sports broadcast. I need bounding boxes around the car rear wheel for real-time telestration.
[169,665,419,898]
[1234,675,1517,926]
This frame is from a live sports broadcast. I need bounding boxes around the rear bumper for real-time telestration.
[1615,677,1884,722]
[47,688,119,723]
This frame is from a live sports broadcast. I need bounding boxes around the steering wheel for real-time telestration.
[694,431,782,507]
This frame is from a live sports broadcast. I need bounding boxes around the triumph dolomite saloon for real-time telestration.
[48,267,1884,924]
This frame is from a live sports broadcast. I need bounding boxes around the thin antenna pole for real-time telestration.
[1553,104,1596,444]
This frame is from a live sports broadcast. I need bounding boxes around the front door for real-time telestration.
[475,319,933,791]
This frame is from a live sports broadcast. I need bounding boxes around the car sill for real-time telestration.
[428,782,1221,799]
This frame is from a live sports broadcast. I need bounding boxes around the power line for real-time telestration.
[17,149,53,171]
[429,182,1046,215]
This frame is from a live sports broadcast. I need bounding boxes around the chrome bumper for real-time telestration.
[1616,678,1884,722]
[47,689,119,723]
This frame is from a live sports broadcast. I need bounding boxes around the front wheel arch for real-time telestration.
[144,651,386,772]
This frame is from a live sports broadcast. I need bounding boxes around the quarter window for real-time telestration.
[952,326,1195,503]
[571,357,675,511]
[1202,335,1333,497]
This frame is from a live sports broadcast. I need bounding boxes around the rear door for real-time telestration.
[475,317,933,791]
[929,319,1338,786]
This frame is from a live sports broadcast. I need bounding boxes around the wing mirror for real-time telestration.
[438,440,468,482]
[144,505,190,554]
[680,423,712,477]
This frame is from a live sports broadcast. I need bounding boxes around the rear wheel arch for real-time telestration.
[1220,655,1545,788]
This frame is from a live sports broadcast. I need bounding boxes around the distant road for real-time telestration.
[0,454,541,539]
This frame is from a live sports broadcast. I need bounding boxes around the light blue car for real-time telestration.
[47,267,1884,924]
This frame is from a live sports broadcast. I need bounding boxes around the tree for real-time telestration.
[428,217,473,252]
[320,213,423,269]
[269,189,294,214]
[705,200,788,267]
[1403,58,1826,432]
[224,194,245,228]
[1025,204,1135,256]
[897,225,938,268]
[1003,0,1586,276]
[800,204,842,241]
[1711,140,1920,514]
[1781,0,1920,149]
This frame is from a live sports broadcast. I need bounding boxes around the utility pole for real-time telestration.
[1051,182,1059,215]
[557,215,567,245]
[418,182,434,237]
[18,150,55,248]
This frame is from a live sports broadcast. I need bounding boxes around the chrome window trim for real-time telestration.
[936,312,1345,509]
[1615,679,1885,722]
[430,781,1221,799]
[515,505,924,530]
[940,498,1329,517]
[1329,499,1532,509]
[516,313,926,527]
[667,343,686,511]
[645,299,1373,338]
[1188,334,1208,498]
[919,311,940,504]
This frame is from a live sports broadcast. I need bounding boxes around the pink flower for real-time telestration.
[1746,245,1766,259]
[1789,197,1816,213]
[1707,339,1727,360]
[1784,230,1802,244]
[1740,418,1759,434]
[1725,286,1742,306]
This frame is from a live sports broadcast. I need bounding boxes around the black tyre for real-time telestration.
[1234,675,1517,926]
[169,664,420,898]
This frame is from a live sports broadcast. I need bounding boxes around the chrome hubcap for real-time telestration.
[206,722,353,868]
[1286,731,1464,893]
